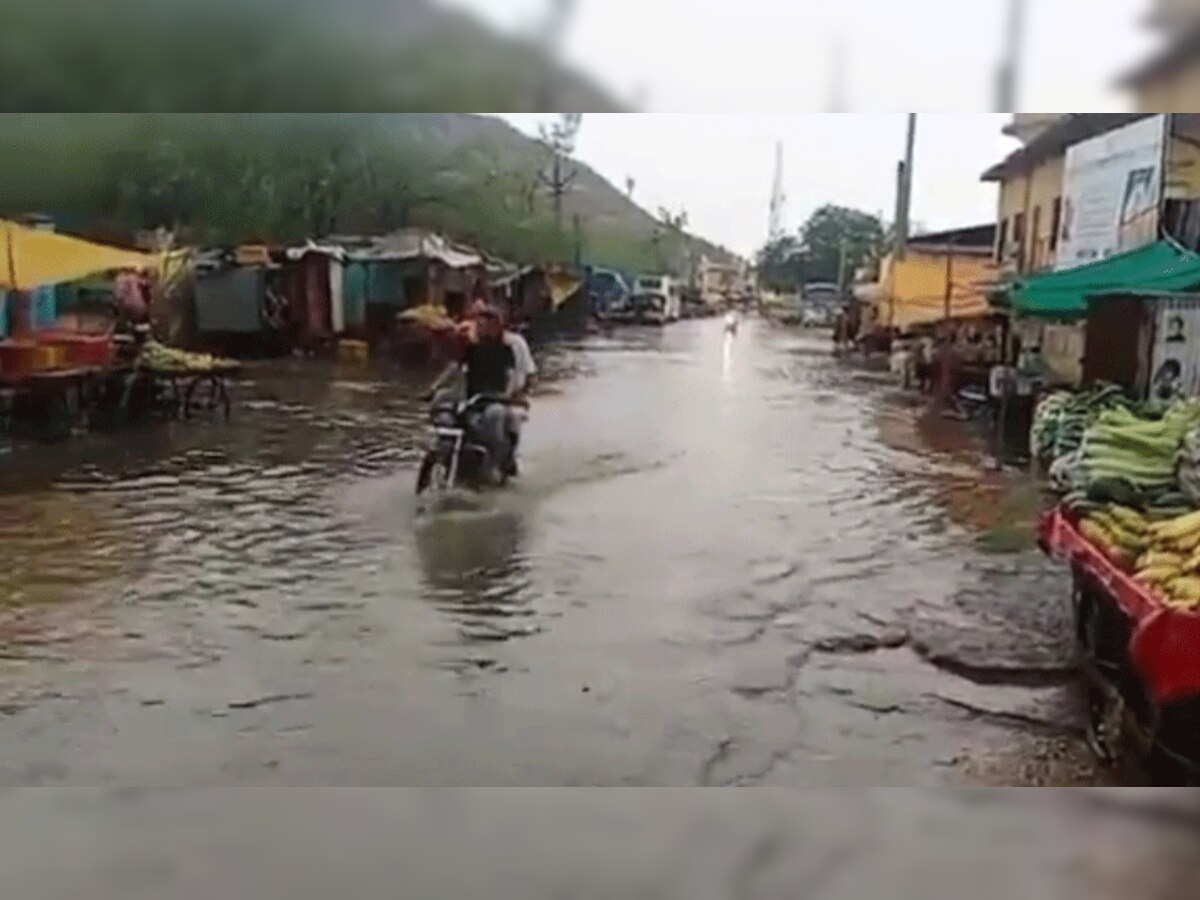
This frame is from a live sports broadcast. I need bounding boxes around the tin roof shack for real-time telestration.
[193,250,278,357]
[332,229,487,345]
[277,243,347,354]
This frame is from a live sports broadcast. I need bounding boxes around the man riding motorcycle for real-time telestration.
[424,306,519,480]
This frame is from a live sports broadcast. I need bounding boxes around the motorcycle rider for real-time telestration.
[425,306,517,479]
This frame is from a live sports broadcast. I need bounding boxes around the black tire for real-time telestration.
[416,449,452,496]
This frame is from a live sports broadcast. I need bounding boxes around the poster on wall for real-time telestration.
[1150,299,1200,400]
[1057,115,1167,271]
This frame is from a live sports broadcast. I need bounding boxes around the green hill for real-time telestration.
[0,113,732,274]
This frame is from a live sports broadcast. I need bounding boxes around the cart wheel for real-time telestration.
[185,375,231,422]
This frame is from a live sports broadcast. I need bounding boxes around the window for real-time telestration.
[996,218,1009,263]
[1031,205,1042,267]
[1013,211,1027,269]
[1050,197,1062,251]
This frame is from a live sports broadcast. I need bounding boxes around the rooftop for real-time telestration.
[908,223,996,250]
[981,113,1150,181]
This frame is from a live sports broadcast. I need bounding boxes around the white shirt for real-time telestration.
[504,331,537,393]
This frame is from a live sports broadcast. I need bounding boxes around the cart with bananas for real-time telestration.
[1041,506,1200,783]
[137,340,241,422]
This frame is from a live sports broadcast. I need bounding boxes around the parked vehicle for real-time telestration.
[630,292,673,326]
[634,275,681,322]
[800,306,834,328]
[416,395,518,495]
[586,268,630,317]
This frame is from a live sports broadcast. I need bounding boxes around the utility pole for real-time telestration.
[893,114,917,262]
[943,237,956,328]
[768,141,786,242]
[537,114,583,233]
[837,239,850,299]
[995,0,1025,113]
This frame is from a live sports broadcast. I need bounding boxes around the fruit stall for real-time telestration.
[393,303,466,367]
[0,220,240,440]
[1034,387,1200,780]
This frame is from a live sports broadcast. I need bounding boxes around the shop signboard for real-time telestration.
[1058,115,1167,271]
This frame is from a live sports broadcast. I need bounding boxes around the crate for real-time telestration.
[338,339,370,363]
[33,344,67,371]
[40,333,114,367]
[0,340,39,378]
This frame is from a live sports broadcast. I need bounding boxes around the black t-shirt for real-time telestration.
[463,339,515,397]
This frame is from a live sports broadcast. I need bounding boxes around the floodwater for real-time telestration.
[7,319,1200,898]
[0,319,1094,786]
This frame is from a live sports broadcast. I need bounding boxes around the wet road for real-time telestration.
[0,318,1089,785]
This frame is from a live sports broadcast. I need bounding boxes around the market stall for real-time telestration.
[0,220,237,439]
[1034,388,1200,780]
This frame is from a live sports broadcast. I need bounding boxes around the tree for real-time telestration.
[650,207,689,273]
[797,205,886,284]
[755,234,805,292]
[537,113,583,228]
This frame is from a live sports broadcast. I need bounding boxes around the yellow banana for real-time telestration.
[1136,565,1181,586]
[1172,529,1200,553]
[1153,510,1200,541]
[1108,505,1149,533]
[1139,551,1185,570]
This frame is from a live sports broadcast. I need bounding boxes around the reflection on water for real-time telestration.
[415,509,536,644]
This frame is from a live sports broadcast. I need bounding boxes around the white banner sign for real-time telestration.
[1057,115,1166,271]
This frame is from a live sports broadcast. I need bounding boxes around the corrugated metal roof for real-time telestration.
[328,229,485,268]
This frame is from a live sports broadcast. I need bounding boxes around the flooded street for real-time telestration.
[0,317,1093,786]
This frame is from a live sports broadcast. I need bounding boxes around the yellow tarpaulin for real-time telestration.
[544,268,583,311]
[869,247,998,331]
[1,220,162,292]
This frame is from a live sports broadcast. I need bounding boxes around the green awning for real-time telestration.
[1008,240,1200,318]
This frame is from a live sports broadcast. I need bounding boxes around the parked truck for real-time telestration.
[633,274,681,323]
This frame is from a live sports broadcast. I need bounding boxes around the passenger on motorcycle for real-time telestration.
[425,306,517,475]
[503,316,537,475]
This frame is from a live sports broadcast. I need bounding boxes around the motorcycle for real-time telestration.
[416,394,518,495]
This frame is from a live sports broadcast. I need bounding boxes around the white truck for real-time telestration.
[633,275,681,324]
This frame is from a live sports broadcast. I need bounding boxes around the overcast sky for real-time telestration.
[444,0,1157,256]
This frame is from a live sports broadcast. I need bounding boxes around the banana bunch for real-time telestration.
[398,304,454,331]
[1125,508,1200,609]
[141,340,235,373]
[1080,505,1151,571]
[1031,384,1130,468]
[1076,403,1199,491]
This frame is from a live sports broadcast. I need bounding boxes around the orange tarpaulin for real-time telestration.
[1,220,161,292]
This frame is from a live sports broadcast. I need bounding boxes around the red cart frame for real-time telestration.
[1040,508,1200,705]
